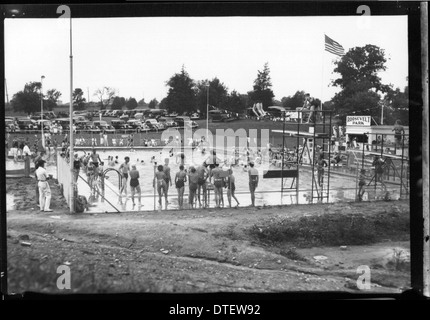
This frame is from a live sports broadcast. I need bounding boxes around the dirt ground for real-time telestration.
[6,176,410,294]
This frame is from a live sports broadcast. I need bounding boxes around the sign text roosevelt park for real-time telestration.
[346,116,371,126]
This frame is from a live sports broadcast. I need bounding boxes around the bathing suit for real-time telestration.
[176,178,185,189]
[227,177,236,192]
[214,178,224,189]
[189,182,198,192]
[130,178,139,188]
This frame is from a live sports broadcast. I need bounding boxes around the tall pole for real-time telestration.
[69,15,75,213]
[206,84,209,144]
[381,102,384,125]
[40,75,45,150]
[321,33,325,117]
[5,78,9,104]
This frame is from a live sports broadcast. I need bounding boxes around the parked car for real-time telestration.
[30,114,50,121]
[158,117,177,128]
[55,118,71,131]
[174,116,190,128]
[5,119,19,132]
[119,114,130,121]
[56,111,69,118]
[37,111,56,119]
[92,120,109,127]
[190,113,200,120]
[72,110,92,121]
[139,123,151,132]
[118,123,134,133]
[134,112,144,120]
[127,119,142,130]
[111,110,122,117]
[111,119,126,129]
[86,125,101,134]
[100,125,116,133]
[16,118,38,131]
[36,119,52,130]
[145,119,161,131]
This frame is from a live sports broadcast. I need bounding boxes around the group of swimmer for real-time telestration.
[101,149,261,210]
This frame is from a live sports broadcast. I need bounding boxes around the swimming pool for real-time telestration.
[71,147,401,212]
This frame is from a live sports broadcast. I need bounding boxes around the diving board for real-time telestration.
[272,129,330,138]
[365,151,407,160]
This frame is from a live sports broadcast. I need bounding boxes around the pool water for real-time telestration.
[71,148,402,212]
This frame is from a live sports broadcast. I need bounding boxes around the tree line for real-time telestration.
[10,45,408,125]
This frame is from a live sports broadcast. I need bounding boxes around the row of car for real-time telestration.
[5,115,199,134]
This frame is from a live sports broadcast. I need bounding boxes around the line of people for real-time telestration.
[113,156,260,210]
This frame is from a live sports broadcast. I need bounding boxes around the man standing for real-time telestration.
[248,162,259,207]
[34,151,45,206]
[210,163,225,208]
[163,158,172,203]
[196,162,209,208]
[188,166,199,209]
[90,149,102,168]
[35,160,53,212]
[119,156,131,202]
[23,141,32,177]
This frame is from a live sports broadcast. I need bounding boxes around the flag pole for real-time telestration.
[321,34,325,116]
[69,15,75,213]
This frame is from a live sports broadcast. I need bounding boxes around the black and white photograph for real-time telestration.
[1,1,428,301]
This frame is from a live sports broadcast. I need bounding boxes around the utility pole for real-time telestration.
[381,102,384,125]
[4,78,9,105]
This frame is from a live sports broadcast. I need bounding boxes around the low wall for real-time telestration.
[57,153,73,208]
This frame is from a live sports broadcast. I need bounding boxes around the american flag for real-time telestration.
[325,34,345,56]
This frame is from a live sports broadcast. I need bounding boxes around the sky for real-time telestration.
[4,15,408,104]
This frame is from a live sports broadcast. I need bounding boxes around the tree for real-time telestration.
[225,90,247,114]
[281,91,307,110]
[148,98,159,109]
[248,62,274,110]
[165,66,196,114]
[11,81,41,114]
[43,89,62,111]
[125,97,138,110]
[196,78,229,116]
[73,88,86,110]
[11,81,61,114]
[111,96,126,110]
[331,45,391,121]
[138,98,148,107]
[382,86,409,125]
[94,87,116,110]
[158,97,167,110]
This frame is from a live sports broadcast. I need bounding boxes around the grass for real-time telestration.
[248,209,409,247]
